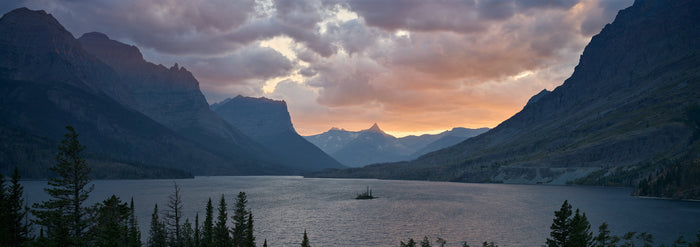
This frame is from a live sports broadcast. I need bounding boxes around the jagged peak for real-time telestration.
[78,31,144,62]
[365,123,385,134]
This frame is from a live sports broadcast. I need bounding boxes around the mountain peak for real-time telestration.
[365,123,385,134]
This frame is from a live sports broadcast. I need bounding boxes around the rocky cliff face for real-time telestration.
[312,0,700,185]
[0,8,289,177]
[212,96,345,171]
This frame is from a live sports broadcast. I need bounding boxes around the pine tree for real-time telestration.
[32,126,94,246]
[213,195,230,247]
[182,218,195,247]
[546,200,573,247]
[5,167,30,247]
[301,229,311,247]
[594,222,618,247]
[167,182,184,247]
[420,236,432,247]
[232,192,248,247]
[243,212,255,247]
[201,198,214,247]
[400,238,416,247]
[194,213,201,247]
[127,197,142,247]
[91,195,131,247]
[569,209,593,247]
[263,239,268,247]
[0,173,9,246]
[149,204,167,247]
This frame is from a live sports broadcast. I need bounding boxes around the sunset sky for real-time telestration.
[1,0,633,137]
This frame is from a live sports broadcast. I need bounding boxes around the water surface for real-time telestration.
[23,176,700,246]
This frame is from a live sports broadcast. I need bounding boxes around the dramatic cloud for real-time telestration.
[0,0,634,136]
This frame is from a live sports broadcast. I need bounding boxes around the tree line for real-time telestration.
[1,126,699,246]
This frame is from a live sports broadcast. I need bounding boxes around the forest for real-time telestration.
[1,126,699,247]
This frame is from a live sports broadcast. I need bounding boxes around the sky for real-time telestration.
[0,0,634,137]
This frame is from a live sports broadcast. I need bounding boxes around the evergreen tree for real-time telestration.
[301,229,311,247]
[243,212,255,247]
[32,126,94,246]
[127,197,142,247]
[636,232,653,247]
[91,195,130,247]
[167,182,184,247]
[420,236,432,247]
[182,218,195,247]
[213,195,230,247]
[263,239,268,247]
[148,204,167,247]
[546,200,573,247]
[400,238,416,247]
[201,198,214,247]
[594,222,619,247]
[0,173,9,246]
[570,209,593,247]
[4,167,31,247]
[194,213,201,247]
[232,192,248,247]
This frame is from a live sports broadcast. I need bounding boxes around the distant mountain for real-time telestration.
[0,8,289,177]
[305,124,488,167]
[311,0,700,194]
[211,96,345,171]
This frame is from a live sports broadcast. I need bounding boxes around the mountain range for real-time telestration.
[304,124,488,167]
[0,8,341,178]
[311,0,700,194]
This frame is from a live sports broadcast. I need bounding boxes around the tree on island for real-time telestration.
[32,126,94,246]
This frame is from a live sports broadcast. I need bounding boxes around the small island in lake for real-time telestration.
[355,186,375,200]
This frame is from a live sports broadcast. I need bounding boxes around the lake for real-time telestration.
[22,176,700,246]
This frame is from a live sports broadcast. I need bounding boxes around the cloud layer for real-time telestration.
[1,0,634,136]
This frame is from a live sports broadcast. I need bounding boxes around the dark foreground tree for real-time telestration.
[149,204,167,247]
[32,126,94,246]
[0,167,31,247]
[201,198,214,247]
[166,182,184,247]
[400,238,416,247]
[301,229,311,247]
[213,195,230,247]
[90,195,130,247]
[594,222,619,247]
[232,191,249,247]
[546,200,593,247]
[244,212,255,247]
[127,197,142,247]
[420,236,431,247]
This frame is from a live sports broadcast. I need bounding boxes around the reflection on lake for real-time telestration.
[22,176,700,246]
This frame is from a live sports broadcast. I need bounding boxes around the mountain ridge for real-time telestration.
[305,124,489,167]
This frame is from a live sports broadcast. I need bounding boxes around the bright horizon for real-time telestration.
[0,0,634,137]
